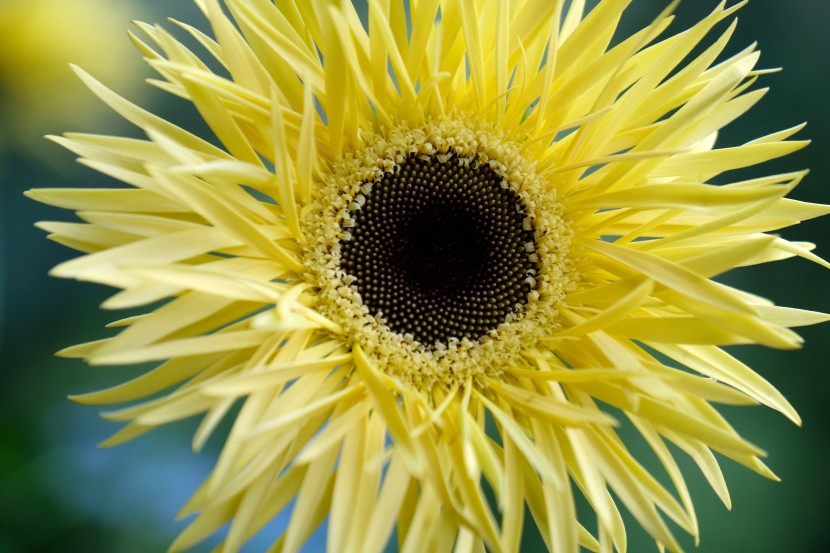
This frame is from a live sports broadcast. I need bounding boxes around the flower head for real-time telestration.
[30,1,829,552]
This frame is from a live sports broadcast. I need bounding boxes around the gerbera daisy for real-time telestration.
[29,1,829,551]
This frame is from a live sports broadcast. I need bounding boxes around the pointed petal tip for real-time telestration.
[785,407,802,427]
[68,392,96,405]
[33,220,54,233]
[718,484,733,511]
[24,191,44,204]
[56,343,86,358]
[753,458,780,481]
[47,264,74,279]
[68,63,86,77]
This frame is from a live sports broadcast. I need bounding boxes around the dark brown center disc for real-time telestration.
[339,152,538,347]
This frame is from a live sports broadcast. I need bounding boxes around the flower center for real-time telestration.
[340,153,537,347]
[304,118,572,387]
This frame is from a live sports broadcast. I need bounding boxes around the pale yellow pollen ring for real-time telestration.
[303,118,573,388]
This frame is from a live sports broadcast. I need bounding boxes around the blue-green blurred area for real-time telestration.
[1,1,828,551]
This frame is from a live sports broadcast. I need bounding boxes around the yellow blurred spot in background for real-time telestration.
[0,0,140,155]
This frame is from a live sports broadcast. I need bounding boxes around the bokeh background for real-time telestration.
[1,0,828,551]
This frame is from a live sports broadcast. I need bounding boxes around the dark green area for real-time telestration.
[2,1,829,551]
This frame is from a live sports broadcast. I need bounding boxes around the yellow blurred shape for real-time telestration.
[0,0,141,153]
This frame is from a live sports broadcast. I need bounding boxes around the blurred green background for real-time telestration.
[1,0,828,551]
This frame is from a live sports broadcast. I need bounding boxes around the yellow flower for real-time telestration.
[0,0,138,154]
[29,1,829,552]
